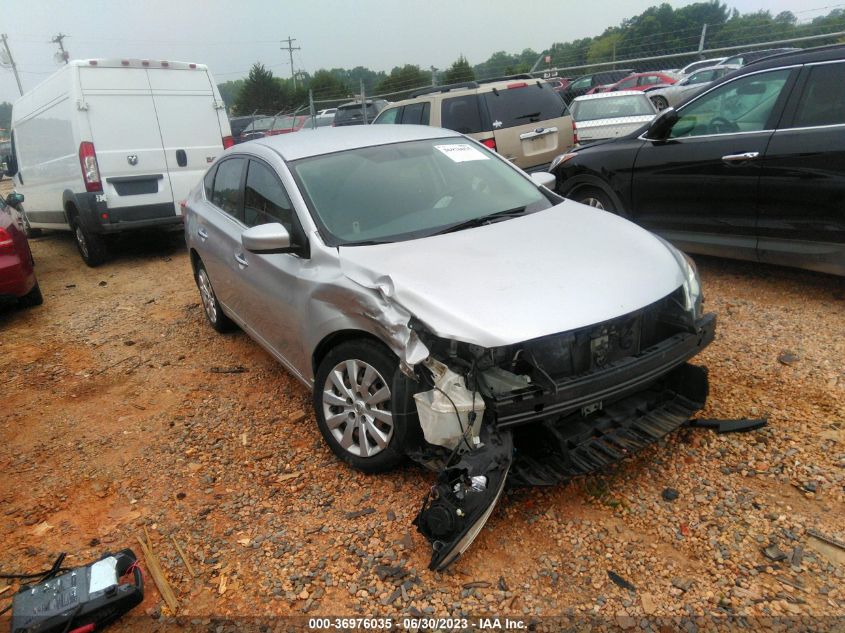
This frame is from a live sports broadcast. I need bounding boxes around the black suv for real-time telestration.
[333,100,388,126]
[559,69,635,104]
[550,45,845,276]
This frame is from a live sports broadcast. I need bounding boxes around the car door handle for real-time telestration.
[721,152,760,163]
[197,227,208,240]
[234,252,249,267]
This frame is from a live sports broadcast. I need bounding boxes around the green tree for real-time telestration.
[0,102,12,135]
[235,63,283,115]
[443,55,475,84]
[217,79,244,111]
[307,70,349,100]
[375,64,431,96]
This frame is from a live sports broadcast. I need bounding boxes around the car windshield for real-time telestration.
[483,83,567,127]
[291,138,551,246]
[572,95,653,121]
[245,117,274,133]
[336,103,381,124]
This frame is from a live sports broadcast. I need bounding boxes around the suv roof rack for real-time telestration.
[408,82,479,98]
[475,74,536,85]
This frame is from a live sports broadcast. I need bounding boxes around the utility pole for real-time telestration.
[360,79,367,124]
[430,66,438,87]
[698,24,708,57]
[0,34,23,95]
[308,89,316,129]
[280,36,300,89]
[52,32,69,64]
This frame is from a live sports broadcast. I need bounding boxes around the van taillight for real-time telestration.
[572,119,579,146]
[78,142,102,192]
[222,136,234,149]
[481,138,497,152]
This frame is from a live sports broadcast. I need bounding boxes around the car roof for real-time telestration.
[741,43,845,70]
[251,124,462,161]
[573,90,646,102]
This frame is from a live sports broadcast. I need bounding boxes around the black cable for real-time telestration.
[433,386,474,453]
[0,552,67,580]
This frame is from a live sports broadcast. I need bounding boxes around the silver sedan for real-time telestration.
[647,64,741,110]
[183,125,714,570]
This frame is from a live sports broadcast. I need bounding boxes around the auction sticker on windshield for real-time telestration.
[435,143,489,162]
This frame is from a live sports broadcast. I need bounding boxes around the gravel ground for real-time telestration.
[1,209,844,631]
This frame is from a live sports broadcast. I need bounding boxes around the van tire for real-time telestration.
[19,282,44,308]
[71,218,109,267]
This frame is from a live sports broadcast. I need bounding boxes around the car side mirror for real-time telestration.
[530,172,556,189]
[5,192,24,207]
[242,223,291,253]
[645,107,679,140]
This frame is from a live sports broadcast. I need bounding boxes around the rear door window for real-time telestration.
[374,107,401,124]
[790,62,845,128]
[441,95,484,133]
[482,83,567,129]
[211,157,246,219]
[401,102,430,125]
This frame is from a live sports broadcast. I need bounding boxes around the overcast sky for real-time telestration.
[0,0,835,102]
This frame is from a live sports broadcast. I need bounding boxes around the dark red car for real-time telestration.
[0,192,42,308]
[591,71,680,94]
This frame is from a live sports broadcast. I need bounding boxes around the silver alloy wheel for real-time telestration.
[322,358,394,458]
[581,197,606,210]
[75,225,89,259]
[197,268,218,323]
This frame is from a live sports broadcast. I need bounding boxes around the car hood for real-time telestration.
[338,201,686,348]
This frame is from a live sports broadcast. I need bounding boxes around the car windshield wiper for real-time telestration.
[515,112,541,120]
[431,206,527,236]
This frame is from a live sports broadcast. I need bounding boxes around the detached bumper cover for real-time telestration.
[491,313,716,428]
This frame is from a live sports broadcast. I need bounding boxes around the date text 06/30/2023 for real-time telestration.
[307,617,527,630]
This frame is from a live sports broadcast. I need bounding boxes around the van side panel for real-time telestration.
[146,68,226,210]
[12,67,80,228]
[79,67,174,215]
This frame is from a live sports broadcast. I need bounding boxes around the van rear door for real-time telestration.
[146,68,227,211]
[79,67,174,214]
[483,82,574,171]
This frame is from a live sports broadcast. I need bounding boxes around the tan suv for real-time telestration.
[372,77,574,171]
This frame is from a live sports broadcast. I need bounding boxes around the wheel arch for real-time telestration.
[562,175,626,213]
[312,329,395,378]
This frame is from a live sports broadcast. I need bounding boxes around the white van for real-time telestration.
[6,59,232,266]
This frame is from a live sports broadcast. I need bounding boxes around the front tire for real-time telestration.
[71,218,109,267]
[650,95,669,111]
[314,340,409,473]
[573,186,617,213]
[194,260,235,333]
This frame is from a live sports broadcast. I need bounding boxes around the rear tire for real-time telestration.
[194,260,235,333]
[650,95,669,111]
[19,282,43,308]
[71,217,109,267]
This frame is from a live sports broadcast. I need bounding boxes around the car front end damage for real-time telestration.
[406,284,715,570]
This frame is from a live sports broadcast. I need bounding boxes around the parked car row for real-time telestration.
[550,44,845,276]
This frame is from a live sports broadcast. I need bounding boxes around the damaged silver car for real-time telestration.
[183,125,715,570]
